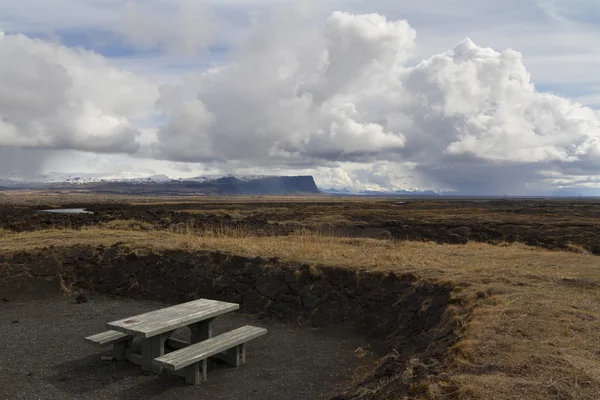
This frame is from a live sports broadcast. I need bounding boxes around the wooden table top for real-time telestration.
[107,298,239,339]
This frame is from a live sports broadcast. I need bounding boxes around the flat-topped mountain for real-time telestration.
[0,174,321,196]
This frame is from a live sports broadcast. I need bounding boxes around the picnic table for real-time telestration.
[86,298,267,384]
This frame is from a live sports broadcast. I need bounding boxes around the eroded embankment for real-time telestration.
[0,244,462,399]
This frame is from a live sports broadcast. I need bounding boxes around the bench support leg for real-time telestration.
[190,318,213,343]
[184,359,207,385]
[240,343,246,365]
[141,331,173,373]
[112,338,133,361]
[223,343,246,367]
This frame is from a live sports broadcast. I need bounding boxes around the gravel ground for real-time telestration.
[0,295,375,400]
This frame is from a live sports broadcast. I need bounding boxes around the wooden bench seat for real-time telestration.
[155,325,267,384]
[85,330,133,360]
[85,330,132,346]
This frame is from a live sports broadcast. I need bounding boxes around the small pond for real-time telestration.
[39,208,94,214]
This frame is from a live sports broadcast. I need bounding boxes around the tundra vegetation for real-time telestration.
[1,192,599,399]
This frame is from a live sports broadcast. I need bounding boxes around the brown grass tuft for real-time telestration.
[101,220,155,231]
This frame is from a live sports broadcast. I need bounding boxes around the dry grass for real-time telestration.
[271,213,357,227]
[0,191,354,207]
[100,220,156,231]
[1,227,600,399]
[392,207,600,225]
[3,226,596,277]
[176,209,254,220]
[0,191,145,206]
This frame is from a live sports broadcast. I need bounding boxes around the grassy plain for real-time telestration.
[1,193,599,399]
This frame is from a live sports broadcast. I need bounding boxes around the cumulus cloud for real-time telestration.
[121,1,216,55]
[3,7,600,193]
[151,11,412,164]
[0,31,158,157]
[148,11,600,193]
[403,38,600,164]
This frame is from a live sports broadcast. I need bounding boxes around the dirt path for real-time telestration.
[0,295,375,400]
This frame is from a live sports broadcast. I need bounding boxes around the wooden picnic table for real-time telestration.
[107,298,239,372]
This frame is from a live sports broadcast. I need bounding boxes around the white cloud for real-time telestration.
[2,4,600,194]
[0,31,158,153]
[151,11,411,164]
[403,38,600,165]
[3,1,599,109]
[146,11,600,193]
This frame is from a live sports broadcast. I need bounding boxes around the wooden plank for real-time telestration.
[136,304,225,336]
[155,326,267,371]
[85,330,132,346]
[107,299,239,338]
[109,300,219,336]
[111,301,225,333]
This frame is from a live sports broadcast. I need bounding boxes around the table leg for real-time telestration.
[141,331,173,373]
[189,318,213,343]
[112,338,133,361]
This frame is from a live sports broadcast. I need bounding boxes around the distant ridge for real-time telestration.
[0,174,321,196]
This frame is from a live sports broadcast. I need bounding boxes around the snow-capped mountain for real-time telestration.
[2,172,173,185]
[1,172,286,185]
[0,173,321,195]
[0,172,446,196]
[181,174,279,183]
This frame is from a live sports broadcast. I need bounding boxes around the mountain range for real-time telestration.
[0,174,321,196]
[0,173,449,196]
[3,174,593,197]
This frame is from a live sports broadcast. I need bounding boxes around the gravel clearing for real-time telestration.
[0,295,375,400]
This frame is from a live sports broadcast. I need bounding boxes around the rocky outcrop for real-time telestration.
[0,245,459,398]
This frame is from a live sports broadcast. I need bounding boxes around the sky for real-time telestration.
[1,0,600,194]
